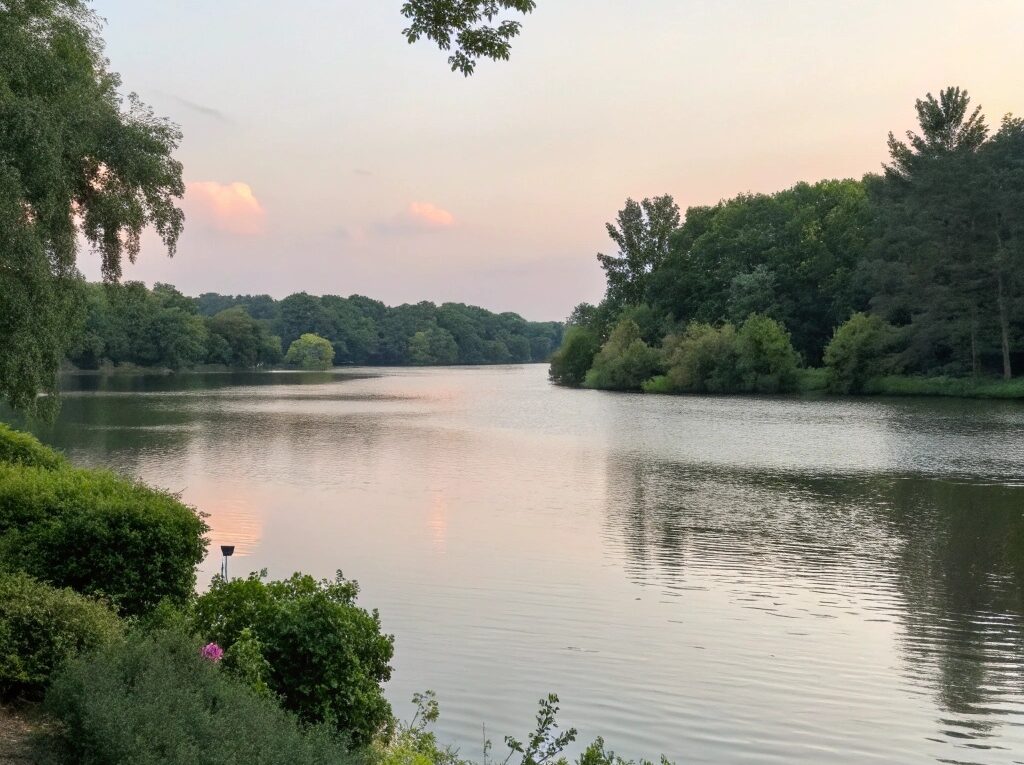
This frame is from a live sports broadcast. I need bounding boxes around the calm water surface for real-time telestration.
[15,365,1024,763]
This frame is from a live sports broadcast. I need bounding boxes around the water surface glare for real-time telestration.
[18,365,1024,764]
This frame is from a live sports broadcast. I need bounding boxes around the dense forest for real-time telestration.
[66,283,563,371]
[551,88,1024,396]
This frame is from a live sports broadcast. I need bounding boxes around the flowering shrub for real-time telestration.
[192,571,394,746]
[41,628,356,765]
[200,642,224,662]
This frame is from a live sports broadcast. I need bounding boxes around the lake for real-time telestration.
[15,364,1024,763]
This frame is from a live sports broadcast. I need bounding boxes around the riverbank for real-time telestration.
[634,369,1024,400]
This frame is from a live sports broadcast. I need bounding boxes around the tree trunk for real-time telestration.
[996,274,1013,379]
[970,313,980,377]
[995,232,1013,380]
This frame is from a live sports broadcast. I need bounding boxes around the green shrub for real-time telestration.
[548,326,601,386]
[285,333,335,370]
[192,571,394,746]
[0,424,65,469]
[796,366,829,392]
[735,314,801,393]
[40,628,354,765]
[0,572,122,701]
[640,375,673,394]
[823,313,896,393]
[372,691,468,765]
[583,319,663,391]
[0,464,208,616]
[661,323,741,393]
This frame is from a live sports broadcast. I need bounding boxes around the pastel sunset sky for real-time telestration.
[81,0,1024,320]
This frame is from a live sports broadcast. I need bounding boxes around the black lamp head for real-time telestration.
[220,545,235,557]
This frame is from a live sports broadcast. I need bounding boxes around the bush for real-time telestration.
[0,424,65,469]
[0,464,208,616]
[823,312,896,393]
[661,323,741,393]
[285,333,335,370]
[548,326,601,386]
[192,571,394,745]
[734,314,801,393]
[372,691,467,765]
[583,319,663,391]
[40,628,354,765]
[0,572,122,701]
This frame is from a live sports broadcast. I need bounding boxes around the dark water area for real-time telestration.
[9,365,1024,763]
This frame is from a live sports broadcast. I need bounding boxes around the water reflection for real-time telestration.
[602,455,1024,757]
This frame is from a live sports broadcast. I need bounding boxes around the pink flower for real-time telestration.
[200,642,224,662]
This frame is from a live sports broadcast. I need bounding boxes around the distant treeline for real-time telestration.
[551,87,1024,395]
[68,284,563,370]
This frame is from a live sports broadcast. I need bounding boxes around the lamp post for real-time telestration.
[220,545,235,579]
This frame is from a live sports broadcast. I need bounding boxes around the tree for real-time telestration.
[548,326,600,386]
[205,307,282,368]
[823,313,897,393]
[284,333,335,370]
[979,116,1024,379]
[734,314,801,393]
[0,0,184,413]
[879,87,1004,377]
[597,196,680,310]
[401,0,536,75]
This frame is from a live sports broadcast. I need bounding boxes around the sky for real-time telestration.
[81,0,1024,321]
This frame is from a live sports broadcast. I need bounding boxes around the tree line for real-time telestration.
[552,87,1024,395]
[67,282,563,371]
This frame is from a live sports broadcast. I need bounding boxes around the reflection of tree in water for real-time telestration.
[602,454,1024,746]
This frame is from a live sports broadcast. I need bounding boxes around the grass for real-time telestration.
[638,369,1024,399]
[862,375,1024,399]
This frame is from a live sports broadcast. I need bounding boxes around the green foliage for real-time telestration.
[205,307,282,368]
[192,571,395,745]
[796,366,829,392]
[548,326,601,386]
[222,627,273,698]
[583,319,663,391]
[862,375,1024,398]
[823,313,897,393]
[373,691,468,765]
[577,739,672,765]
[0,462,208,616]
[0,572,122,701]
[285,333,336,370]
[0,423,65,469]
[661,323,741,393]
[647,179,871,364]
[597,196,680,310]
[0,1,183,412]
[408,326,459,365]
[500,693,577,765]
[40,628,354,765]
[734,314,801,393]
[651,317,801,394]
[401,1,536,76]
[71,285,561,369]
[68,282,206,370]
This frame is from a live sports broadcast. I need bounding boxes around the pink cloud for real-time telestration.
[408,201,455,228]
[186,181,266,235]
